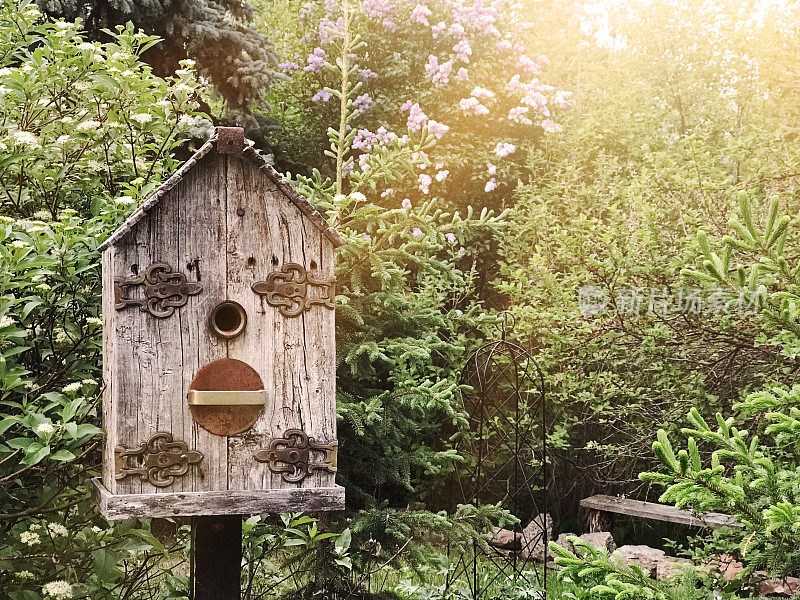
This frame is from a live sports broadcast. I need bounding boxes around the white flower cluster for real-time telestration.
[62,382,82,394]
[0,316,13,328]
[42,580,73,599]
[48,522,69,537]
[35,423,55,435]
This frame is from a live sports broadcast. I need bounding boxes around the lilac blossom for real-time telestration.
[312,89,332,102]
[361,233,371,240]
[383,18,397,32]
[453,39,472,63]
[493,142,516,157]
[508,106,532,125]
[459,96,489,116]
[278,60,300,71]
[353,129,378,150]
[540,119,562,133]
[425,55,453,87]
[427,120,449,139]
[496,39,513,51]
[319,16,344,43]
[304,47,326,72]
[484,178,497,192]
[381,188,394,198]
[353,93,373,113]
[517,54,540,76]
[405,102,428,131]
[402,198,412,211]
[359,68,378,81]
[435,170,449,182]
[410,4,432,26]
[412,227,424,237]
[449,22,465,37]
[486,162,497,176]
[552,90,573,108]
[418,173,433,194]
[471,86,494,100]
[445,232,457,243]
[432,21,446,37]
[456,67,469,81]
[362,0,393,18]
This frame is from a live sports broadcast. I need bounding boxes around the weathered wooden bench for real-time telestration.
[580,494,741,532]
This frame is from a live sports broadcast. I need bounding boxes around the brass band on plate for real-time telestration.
[187,390,267,406]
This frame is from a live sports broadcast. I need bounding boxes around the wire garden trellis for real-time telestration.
[447,314,548,599]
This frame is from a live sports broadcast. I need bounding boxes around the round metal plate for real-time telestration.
[188,358,264,436]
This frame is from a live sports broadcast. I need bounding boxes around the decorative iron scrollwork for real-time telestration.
[254,429,337,483]
[252,263,335,318]
[115,432,203,487]
[114,262,202,318]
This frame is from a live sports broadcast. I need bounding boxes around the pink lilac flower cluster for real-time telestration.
[493,142,516,157]
[304,47,326,72]
[425,55,453,87]
[279,60,300,71]
[353,129,378,151]
[312,89,332,102]
[411,4,432,26]
[362,0,393,18]
[353,93,373,113]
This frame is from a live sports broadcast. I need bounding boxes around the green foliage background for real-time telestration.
[1,0,800,598]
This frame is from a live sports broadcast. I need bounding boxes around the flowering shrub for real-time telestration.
[0,1,204,218]
[0,2,202,597]
[258,0,570,208]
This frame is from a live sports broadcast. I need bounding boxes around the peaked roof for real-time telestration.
[97,129,347,252]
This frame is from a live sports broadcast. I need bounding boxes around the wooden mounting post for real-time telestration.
[190,515,242,600]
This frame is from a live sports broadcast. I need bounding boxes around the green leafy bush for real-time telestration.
[0,3,202,597]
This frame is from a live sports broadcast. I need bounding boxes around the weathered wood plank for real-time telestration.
[580,495,741,530]
[91,478,345,520]
[101,248,116,493]
[176,153,228,493]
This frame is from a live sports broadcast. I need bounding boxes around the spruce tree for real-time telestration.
[36,0,279,110]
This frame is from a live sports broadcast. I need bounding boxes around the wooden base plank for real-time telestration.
[580,494,740,530]
[91,478,345,520]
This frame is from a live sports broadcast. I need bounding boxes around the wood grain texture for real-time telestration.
[224,156,337,492]
[102,146,342,514]
[109,153,226,495]
[92,478,344,519]
[101,248,116,493]
[580,495,740,530]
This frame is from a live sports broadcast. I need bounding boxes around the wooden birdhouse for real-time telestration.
[91,127,346,520]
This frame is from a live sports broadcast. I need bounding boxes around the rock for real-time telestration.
[758,577,800,596]
[702,553,743,580]
[616,545,665,578]
[554,533,577,554]
[489,527,521,550]
[656,556,693,580]
[579,531,616,553]
[520,513,552,561]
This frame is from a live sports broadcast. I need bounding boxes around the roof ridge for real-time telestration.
[97,130,345,252]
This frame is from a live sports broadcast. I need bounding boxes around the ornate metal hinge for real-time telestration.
[115,432,203,487]
[254,429,337,483]
[114,262,202,318]
[252,263,335,318]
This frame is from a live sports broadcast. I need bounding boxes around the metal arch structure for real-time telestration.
[448,314,548,599]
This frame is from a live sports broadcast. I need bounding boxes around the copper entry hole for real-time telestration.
[209,301,246,339]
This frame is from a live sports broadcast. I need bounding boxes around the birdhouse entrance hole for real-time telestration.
[209,301,246,339]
